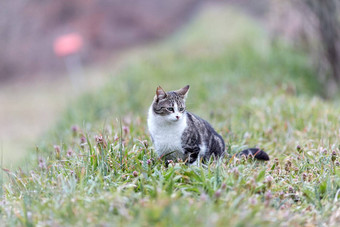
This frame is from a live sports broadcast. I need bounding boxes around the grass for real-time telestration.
[1,4,340,226]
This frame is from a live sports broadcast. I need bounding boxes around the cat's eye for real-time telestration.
[167,107,174,112]
[179,107,185,112]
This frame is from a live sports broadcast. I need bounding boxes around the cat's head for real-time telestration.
[151,85,190,122]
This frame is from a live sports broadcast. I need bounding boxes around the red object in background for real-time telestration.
[53,33,83,57]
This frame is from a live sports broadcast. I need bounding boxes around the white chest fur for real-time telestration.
[147,106,187,157]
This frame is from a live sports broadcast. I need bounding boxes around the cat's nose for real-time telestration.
[176,116,180,119]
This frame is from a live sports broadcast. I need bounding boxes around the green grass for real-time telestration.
[1,5,340,226]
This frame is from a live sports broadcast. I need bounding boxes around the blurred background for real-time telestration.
[0,0,339,166]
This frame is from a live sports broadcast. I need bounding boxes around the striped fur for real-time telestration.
[147,85,269,164]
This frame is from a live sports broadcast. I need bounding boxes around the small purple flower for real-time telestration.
[71,125,78,132]
[265,175,274,188]
[285,159,292,172]
[38,157,46,169]
[80,136,86,144]
[265,190,272,201]
[67,149,73,157]
[214,189,221,199]
[95,134,107,148]
[71,125,79,136]
[331,150,337,162]
[142,140,148,148]
[54,145,61,154]
[221,183,226,190]
[296,145,302,153]
[322,149,327,155]
[123,126,130,135]
[95,135,103,143]
[54,145,61,159]
[288,186,295,194]
[308,173,313,182]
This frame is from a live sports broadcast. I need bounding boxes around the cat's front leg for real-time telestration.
[182,145,201,165]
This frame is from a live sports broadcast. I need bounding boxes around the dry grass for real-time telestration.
[1,3,339,226]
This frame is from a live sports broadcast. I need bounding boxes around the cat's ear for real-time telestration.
[175,85,190,100]
[155,86,167,101]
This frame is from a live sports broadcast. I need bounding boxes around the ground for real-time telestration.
[1,3,340,226]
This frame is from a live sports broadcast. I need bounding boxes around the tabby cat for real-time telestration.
[147,85,269,164]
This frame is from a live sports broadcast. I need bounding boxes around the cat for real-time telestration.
[147,85,269,165]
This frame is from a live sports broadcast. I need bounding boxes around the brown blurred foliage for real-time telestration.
[2,0,339,95]
[0,0,202,82]
[304,0,340,93]
[269,0,340,96]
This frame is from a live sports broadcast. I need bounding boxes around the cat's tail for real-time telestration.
[237,148,270,161]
